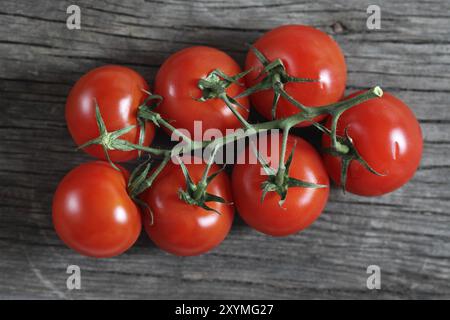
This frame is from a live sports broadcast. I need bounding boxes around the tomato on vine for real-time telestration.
[154,46,250,139]
[52,161,142,258]
[55,23,422,259]
[244,25,347,126]
[322,91,423,196]
[232,133,329,236]
[140,159,234,256]
[66,65,156,162]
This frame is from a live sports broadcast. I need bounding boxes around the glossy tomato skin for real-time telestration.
[232,134,329,236]
[141,160,234,256]
[245,25,347,126]
[66,65,155,162]
[154,46,249,140]
[52,161,142,258]
[322,92,423,196]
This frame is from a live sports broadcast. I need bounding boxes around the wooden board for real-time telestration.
[1,0,449,299]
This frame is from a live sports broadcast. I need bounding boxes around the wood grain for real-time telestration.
[1,0,449,299]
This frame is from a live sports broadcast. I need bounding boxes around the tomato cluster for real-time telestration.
[53,25,422,258]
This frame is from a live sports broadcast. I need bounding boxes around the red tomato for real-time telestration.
[322,91,423,196]
[154,46,249,140]
[141,160,234,256]
[232,133,329,236]
[245,25,347,126]
[52,161,142,258]
[66,65,155,162]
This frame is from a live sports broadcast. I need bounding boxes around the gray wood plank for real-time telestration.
[0,0,449,299]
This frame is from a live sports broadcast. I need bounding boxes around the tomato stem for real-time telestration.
[194,145,220,201]
[219,93,252,129]
[129,155,171,197]
[274,124,291,185]
[138,105,193,144]
[77,61,384,202]
[315,86,383,149]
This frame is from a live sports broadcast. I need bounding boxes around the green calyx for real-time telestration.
[177,148,231,215]
[78,101,171,170]
[237,45,317,119]
[77,101,137,170]
[252,141,327,207]
[197,69,253,129]
[322,127,385,193]
[197,69,250,106]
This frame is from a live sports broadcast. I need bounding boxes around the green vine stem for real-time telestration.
[219,92,252,129]
[80,67,383,209]
[191,145,221,201]
[316,86,384,151]
[128,155,171,198]
[138,105,194,145]
[274,125,291,186]
[136,91,163,157]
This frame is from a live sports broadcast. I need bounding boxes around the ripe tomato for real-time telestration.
[66,65,155,162]
[52,161,142,258]
[322,92,423,196]
[245,25,347,125]
[232,133,329,236]
[141,160,234,256]
[154,46,249,140]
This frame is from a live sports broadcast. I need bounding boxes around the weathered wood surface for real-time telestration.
[1,0,449,299]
